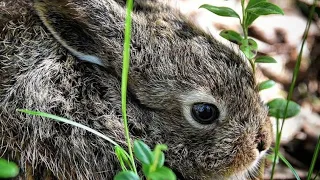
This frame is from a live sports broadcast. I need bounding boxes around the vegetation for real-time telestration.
[1,0,319,179]
[200,0,319,179]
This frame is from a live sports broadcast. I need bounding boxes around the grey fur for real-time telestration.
[0,0,272,179]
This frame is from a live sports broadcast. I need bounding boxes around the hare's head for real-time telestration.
[35,0,272,179]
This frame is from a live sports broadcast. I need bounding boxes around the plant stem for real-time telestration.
[122,0,137,174]
[249,58,256,74]
[270,117,280,180]
[240,0,255,73]
[307,135,320,180]
[270,0,317,179]
[240,0,248,39]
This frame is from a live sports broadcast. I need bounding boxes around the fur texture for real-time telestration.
[0,0,272,179]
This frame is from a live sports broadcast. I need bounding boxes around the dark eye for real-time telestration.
[191,103,220,124]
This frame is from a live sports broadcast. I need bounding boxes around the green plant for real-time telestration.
[269,0,318,179]
[307,135,320,180]
[199,1,302,135]
[118,0,137,176]
[17,0,176,180]
[0,158,19,178]
[199,0,320,179]
[200,0,282,74]
[9,0,319,180]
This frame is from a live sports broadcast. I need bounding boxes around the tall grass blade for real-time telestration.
[307,135,320,180]
[278,152,301,180]
[121,0,137,174]
[270,0,317,179]
[17,109,119,146]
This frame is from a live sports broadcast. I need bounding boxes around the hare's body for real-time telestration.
[0,0,272,179]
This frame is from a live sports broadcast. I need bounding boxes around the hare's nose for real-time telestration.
[256,133,268,152]
[257,140,266,152]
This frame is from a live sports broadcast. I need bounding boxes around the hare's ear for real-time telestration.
[34,0,122,66]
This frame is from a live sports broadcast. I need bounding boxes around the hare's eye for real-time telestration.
[191,103,219,124]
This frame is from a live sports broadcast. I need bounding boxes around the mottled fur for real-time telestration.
[0,0,272,179]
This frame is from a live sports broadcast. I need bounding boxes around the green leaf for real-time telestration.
[246,2,284,16]
[154,152,165,168]
[248,38,258,50]
[246,0,267,9]
[245,1,284,26]
[258,80,276,91]
[245,1,283,26]
[278,152,301,180]
[115,146,133,171]
[148,166,176,180]
[114,171,140,180]
[17,109,119,146]
[267,98,301,119]
[245,13,259,27]
[0,158,19,178]
[240,38,257,59]
[219,30,243,45]
[152,144,167,168]
[255,56,277,63]
[134,140,153,165]
[142,164,151,177]
[199,4,240,19]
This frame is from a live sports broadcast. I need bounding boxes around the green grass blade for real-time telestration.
[17,109,119,147]
[307,135,320,180]
[270,116,281,180]
[115,146,128,171]
[278,152,301,180]
[121,0,137,174]
[270,0,317,179]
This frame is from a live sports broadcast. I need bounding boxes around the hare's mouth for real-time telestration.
[228,148,270,180]
[167,148,270,180]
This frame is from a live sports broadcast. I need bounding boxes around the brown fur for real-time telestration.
[0,0,272,179]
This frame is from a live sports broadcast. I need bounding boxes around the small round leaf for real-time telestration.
[148,166,176,180]
[267,98,300,119]
[0,158,19,178]
[255,56,277,63]
[219,30,243,45]
[258,80,276,91]
[240,39,258,59]
[134,140,153,165]
[248,38,258,50]
[114,171,140,180]
[199,4,240,19]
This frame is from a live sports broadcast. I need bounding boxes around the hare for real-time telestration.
[0,0,272,179]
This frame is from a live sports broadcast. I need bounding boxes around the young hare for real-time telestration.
[0,0,272,179]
